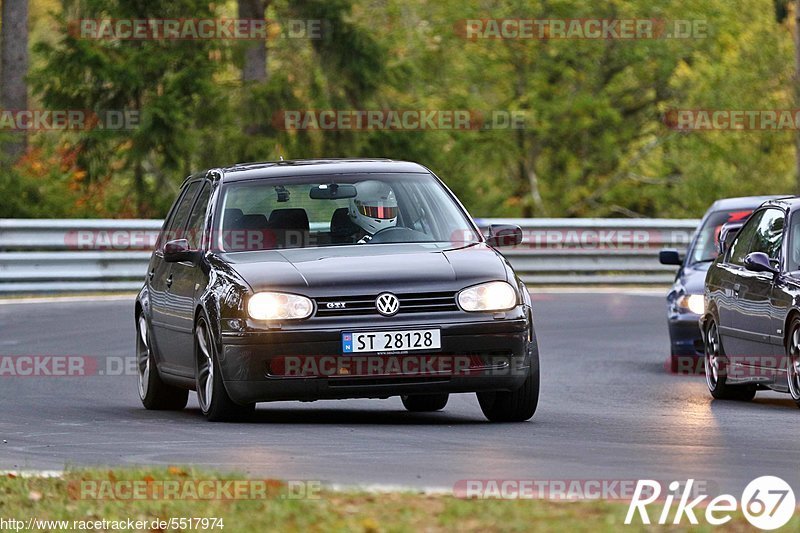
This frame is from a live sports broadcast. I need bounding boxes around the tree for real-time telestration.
[1,0,29,164]
[238,0,269,83]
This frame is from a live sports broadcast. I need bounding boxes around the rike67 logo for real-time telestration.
[625,476,795,530]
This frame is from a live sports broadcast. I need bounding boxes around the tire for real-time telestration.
[477,338,540,422]
[136,313,189,410]
[703,318,756,401]
[785,317,800,409]
[401,394,449,412]
[195,316,255,422]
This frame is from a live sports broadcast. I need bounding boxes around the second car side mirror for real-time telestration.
[486,224,523,247]
[658,249,682,266]
[743,252,779,275]
[163,239,199,263]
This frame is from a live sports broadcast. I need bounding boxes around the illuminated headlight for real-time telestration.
[248,292,313,320]
[677,294,704,315]
[458,281,518,312]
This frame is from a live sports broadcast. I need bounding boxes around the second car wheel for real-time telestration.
[704,318,756,402]
[195,316,255,422]
[401,394,449,412]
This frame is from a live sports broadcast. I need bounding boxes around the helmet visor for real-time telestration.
[357,204,397,219]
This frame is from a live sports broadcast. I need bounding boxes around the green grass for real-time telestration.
[0,468,795,532]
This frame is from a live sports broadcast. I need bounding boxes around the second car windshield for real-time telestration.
[215,173,480,252]
[690,209,753,264]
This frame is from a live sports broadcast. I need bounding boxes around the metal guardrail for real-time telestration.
[0,218,699,293]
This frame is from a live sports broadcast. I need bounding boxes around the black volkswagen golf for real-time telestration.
[136,159,539,422]
[701,197,800,407]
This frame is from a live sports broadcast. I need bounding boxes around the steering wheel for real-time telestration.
[367,226,425,244]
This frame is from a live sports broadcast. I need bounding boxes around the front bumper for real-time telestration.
[667,314,704,356]
[218,317,533,404]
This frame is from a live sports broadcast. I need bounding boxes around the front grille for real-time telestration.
[315,291,459,317]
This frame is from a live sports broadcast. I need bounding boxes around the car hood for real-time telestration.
[679,262,710,294]
[219,243,510,295]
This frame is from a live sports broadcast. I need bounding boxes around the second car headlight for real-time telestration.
[677,294,704,315]
[458,281,518,312]
[248,292,313,320]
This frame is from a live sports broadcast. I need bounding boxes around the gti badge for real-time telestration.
[326,302,347,309]
[375,293,400,316]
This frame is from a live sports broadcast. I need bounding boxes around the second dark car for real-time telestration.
[135,159,539,422]
[659,196,782,372]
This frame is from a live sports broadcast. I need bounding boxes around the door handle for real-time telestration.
[148,268,155,281]
[733,283,741,297]
[166,275,173,289]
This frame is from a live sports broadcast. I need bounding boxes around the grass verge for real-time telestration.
[0,468,795,532]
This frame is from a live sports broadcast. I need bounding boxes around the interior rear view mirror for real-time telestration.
[310,184,357,200]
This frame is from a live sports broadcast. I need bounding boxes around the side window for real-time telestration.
[161,181,201,248]
[749,208,785,260]
[788,213,800,272]
[186,182,212,250]
[727,210,765,266]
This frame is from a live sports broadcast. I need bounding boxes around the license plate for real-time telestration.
[342,329,441,354]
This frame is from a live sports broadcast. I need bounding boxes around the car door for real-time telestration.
[730,208,785,370]
[162,180,213,374]
[149,180,201,373]
[714,209,764,358]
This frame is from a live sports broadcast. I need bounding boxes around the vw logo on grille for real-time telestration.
[375,293,400,316]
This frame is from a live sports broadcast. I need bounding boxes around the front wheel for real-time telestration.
[477,347,540,422]
[136,314,188,410]
[401,394,449,412]
[195,316,255,422]
[704,318,756,401]
[785,317,800,409]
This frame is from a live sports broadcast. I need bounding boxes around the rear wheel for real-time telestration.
[195,316,255,422]
[477,344,540,422]
[136,314,188,410]
[785,318,800,409]
[704,318,756,401]
[401,394,449,412]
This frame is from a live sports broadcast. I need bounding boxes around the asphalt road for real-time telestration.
[1,291,799,496]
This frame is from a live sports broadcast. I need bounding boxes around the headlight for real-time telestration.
[677,294,704,315]
[248,292,313,320]
[458,281,518,312]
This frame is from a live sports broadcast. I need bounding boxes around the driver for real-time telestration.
[349,180,398,243]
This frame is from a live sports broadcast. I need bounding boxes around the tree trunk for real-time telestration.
[795,0,800,193]
[239,0,268,83]
[0,0,29,164]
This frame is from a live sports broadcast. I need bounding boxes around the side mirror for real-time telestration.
[486,224,523,247]
[163,239,198,263]
[744,252,778,275]
[658,249,682,266]
[718,222,743,255]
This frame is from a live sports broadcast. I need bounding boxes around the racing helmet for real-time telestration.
[349,180,398,234]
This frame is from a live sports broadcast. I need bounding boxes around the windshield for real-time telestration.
[214,173,480,252]
[690,209,753,264]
